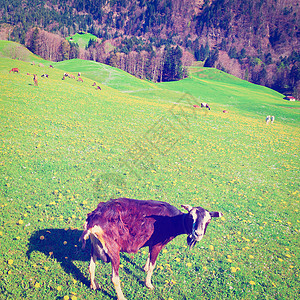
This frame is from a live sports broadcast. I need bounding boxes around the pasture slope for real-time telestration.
[66,33,98,49]
[0,41,299,300]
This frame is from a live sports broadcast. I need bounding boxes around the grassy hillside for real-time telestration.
[0,40,49,64]
[66,33,98,49]
[0,42,299,300]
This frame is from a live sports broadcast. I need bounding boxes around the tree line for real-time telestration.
[1,0,299,96]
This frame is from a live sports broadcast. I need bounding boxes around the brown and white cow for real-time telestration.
[9,68,19,73]
[80,198,222,300]
[201,102,211,110]
[33,74,38,86]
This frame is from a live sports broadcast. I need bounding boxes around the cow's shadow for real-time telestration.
[27,228,147,297]
[27,228,91,286]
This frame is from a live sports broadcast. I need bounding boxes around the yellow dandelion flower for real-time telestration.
[8,259,13,265]
[34,282,41,288]
[209,245,214,251]
[186,262,192,267]
[271,282,276,287]
[57,286,62,291]
[227,259,233,263]
[249,281,255,285]
[18,219,24,225]
[71,296,77,300]
[63,296,69,300]
[230,267,237,273]
[63,241,67,245]
[175,257,180,262]
[249,255,254,259]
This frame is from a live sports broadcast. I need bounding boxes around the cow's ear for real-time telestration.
[181,204,193,212]
[209,211,223,218]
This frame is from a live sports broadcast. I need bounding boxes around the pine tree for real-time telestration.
[28,27,39,54]
[162,45,183,82]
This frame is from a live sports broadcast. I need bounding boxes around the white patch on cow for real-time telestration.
[90,225,107,251]
[195,210,211,239]
[190,209,198,223]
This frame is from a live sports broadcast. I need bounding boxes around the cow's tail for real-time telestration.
[79,222,90,249]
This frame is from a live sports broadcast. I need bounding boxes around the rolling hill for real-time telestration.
[0,41,299,300]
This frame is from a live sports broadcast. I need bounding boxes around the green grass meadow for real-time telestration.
[0,41,299,300]
[66,33,98,49]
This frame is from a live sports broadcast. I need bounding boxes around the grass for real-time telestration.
[66,33,98,49]
[0,41,299,300]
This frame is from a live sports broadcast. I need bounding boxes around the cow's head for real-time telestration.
[181,205,223,249]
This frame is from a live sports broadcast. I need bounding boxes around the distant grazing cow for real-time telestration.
[271,116,275,124]
[78,72,81,76]
[41,74,49,78]
[49,65,54,68]
[80,198,222,300]
[9,68,19,73]
[223,110,229,113]
[69,74,75,79]
[266,115,270,125]
[27,73,31,76]
[92,82,96,86]
[39,63,44,67]
[78,77,83,82]
[193,105,200,108]
[33,74,38,86]
[96,86,101,90]
[201,103,211,110]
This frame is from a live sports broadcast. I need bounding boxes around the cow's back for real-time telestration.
[86,198,182,253]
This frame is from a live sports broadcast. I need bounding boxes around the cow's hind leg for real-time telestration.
[89,254,100,290]
[89,235,100,290]
[111,256,126,300]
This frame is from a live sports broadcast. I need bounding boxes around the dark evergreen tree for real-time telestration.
[28,27,39,54]
[162,45,184,82]
[204,48,219,67]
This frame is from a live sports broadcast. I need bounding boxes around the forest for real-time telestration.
[0,0,299,97]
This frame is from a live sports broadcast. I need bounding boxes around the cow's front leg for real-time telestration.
[145,245,162,290]
[144,253,150,272]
